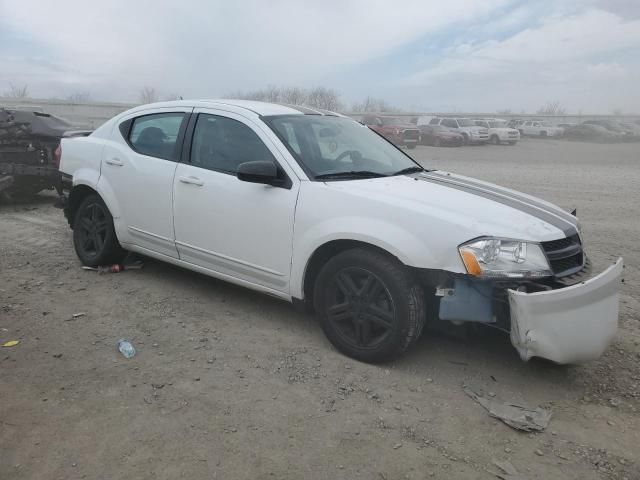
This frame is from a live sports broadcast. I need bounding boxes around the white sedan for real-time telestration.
[59,100,622,364]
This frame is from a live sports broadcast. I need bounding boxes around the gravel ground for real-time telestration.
[1,138,639,479]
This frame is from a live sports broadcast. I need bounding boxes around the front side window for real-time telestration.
[190,114,276,174]
[129,113,185,160]
[429,118,440,125]
[442,119,458,128]
[264,115,421,180]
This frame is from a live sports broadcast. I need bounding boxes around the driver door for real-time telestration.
[172,109,300,294]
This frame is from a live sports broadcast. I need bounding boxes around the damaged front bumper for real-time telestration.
[508,258,623,364]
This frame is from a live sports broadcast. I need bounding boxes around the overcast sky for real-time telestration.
[1,0,639,113]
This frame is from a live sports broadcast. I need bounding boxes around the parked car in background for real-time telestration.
[507,119,525,129]
[429,117,488,144]
[418,124,464,147]
[473,119,520,145]
[583,120,638,139]
[518,120,564,137]
[361,115,420,149]
[0,108,90,199]
[59,99,623,364]
[563,124,625,142]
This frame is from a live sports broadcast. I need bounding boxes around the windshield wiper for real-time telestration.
[391,166,424,176]
[315,170,388,180]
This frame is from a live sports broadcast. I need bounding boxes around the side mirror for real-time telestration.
[237,161,286,187]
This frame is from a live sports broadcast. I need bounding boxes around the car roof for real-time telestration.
[125,99,343,117]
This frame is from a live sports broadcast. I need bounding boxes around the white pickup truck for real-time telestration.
[59,100,623,364]
[474,118,520,145]
[519,120,564,137]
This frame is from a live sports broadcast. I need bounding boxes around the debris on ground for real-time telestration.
[71,312,86,319]
[117,339,136,359]
[2,340,19,347]
[491,459,527,480]
[464,386,552,432]
[82,261,144,274]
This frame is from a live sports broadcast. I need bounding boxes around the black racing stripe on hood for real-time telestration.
[427,171,578,225]
[415,172,578,236]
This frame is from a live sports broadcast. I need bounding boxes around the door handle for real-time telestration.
[178,176,204,186]
[106,157,124,166]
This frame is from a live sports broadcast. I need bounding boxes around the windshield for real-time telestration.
[489,121,507,128]
[457,119,474,126]
[264,115,421,180]
[379,117,402,125]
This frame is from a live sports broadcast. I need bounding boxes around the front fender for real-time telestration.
[289,216,440,299]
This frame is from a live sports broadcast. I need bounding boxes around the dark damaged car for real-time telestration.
[0,108,90,199]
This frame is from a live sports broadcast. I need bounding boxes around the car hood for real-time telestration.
[324,170,579,242]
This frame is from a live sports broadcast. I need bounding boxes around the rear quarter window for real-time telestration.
[126,113,186,161]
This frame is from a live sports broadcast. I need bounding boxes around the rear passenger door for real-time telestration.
[100,107,191,257]
[172,109,300,293]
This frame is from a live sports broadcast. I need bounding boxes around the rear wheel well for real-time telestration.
[302,240,402,312]
[67,185,98,228]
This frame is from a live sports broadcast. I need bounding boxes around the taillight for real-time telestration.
[53,143,62,169]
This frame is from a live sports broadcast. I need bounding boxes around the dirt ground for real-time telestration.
[1,138,639,480]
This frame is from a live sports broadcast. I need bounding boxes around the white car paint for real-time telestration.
[519,121,564,137]
[59,100,622,364]
[509,258,623,364]
[474,119,520,144]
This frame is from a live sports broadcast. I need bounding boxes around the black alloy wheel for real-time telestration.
[76,201,109,258]
[73,194,125,267]
[326,267,395,350]
[314,248,426,363]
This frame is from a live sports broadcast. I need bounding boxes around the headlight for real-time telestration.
[458,238,552,279]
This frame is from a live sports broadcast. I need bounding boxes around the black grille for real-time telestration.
[541,234,584,277]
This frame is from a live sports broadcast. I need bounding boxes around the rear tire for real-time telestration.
[433,137,441,147]
[540,131,548,137]
[406,144,416,150]
[73,194,125,267]
[313,248,426,363]
[462,133,470,145]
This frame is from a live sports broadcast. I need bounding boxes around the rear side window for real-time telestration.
[190,114,276,174]
[128,113,185,161]
[442,119,458,128]
[429,118,440,125]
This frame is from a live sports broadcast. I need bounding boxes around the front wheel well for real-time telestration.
[302,240,402,312]
[66,185,98,228]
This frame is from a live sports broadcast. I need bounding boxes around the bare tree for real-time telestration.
[306,86,343,111]
[537,100,566,115]
[4,83,30,98]
[225,85,342,111]
[280,87,307,105]
[66,91,92,103]
[351,96,402,113]
[139,86,159,104]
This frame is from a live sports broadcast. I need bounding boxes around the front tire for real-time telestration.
[73,194,125,267]
[406,143,416,150]
[462,133,470,145]
[490,135,500,145]
[313,248,426,363]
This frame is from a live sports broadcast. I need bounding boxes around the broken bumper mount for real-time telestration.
[508,258,623,364]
